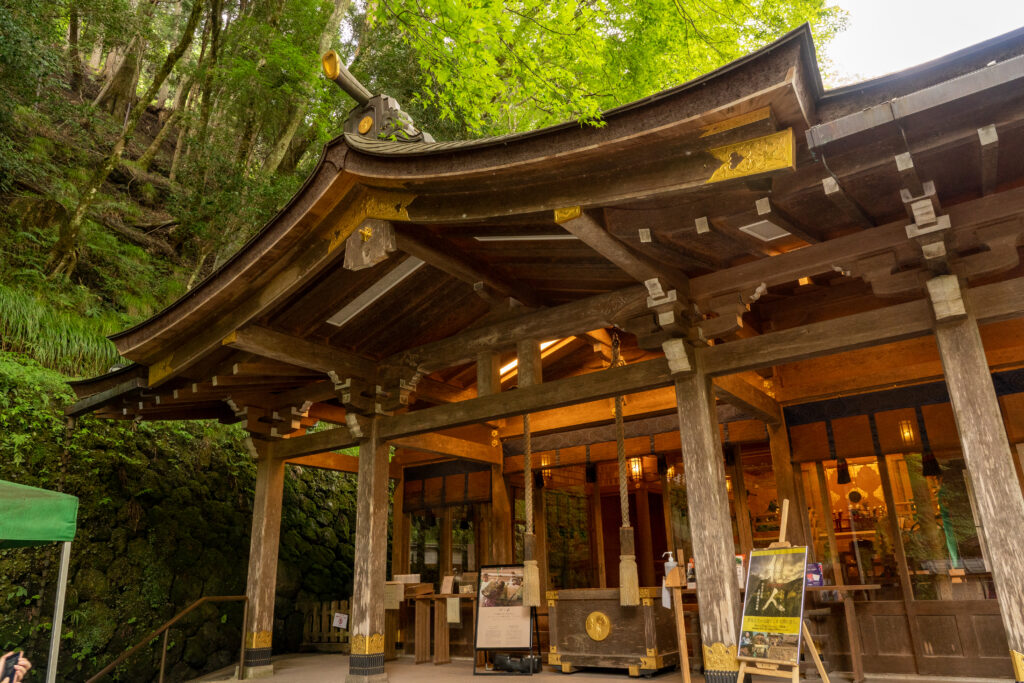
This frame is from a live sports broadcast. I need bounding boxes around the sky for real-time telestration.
[824,0,1024,87]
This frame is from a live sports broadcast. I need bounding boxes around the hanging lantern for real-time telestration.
[898,419,916,448]
[629,456,644,483]
[836,458,852,485]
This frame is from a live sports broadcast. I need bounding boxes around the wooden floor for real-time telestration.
[191,653,1009,682]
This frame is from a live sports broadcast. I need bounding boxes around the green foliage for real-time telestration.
[0,353,359,680]
[369,0,847,136]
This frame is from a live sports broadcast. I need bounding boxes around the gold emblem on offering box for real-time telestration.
[585,611,611,641]
[358,116,374,134]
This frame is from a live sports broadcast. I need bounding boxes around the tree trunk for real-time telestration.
[88,43,104,73]
[139,73,192,171]
[196,0,223,148]
[47,0,206,277]
[277,126,313,175]
[94,37,142,122]
[68,5,83,95]
[261,0,351,176]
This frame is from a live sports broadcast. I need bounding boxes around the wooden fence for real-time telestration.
[299,599,350,652]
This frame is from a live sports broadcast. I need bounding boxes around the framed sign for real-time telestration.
[474,564,532,651]
[738,546,808,666]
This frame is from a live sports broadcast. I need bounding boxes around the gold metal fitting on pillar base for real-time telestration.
[347,633,387,681]
[702,642,740,683]
[1012,648,1024,682]
[243,629,274,672]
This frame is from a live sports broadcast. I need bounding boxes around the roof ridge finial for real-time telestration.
[321,50,434,144]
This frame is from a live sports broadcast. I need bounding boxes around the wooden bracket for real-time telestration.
[330,373,376,415]
[926,275,967,322]
[661,338,695,376]
[344,218,396,271]
[698,292,749,339]
[845,252,928,298]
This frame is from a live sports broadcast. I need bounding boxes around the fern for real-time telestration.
[0,284,123,377]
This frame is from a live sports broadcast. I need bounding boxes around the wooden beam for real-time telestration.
[394,229,541,307]
[387,285,648,375]
[754,197,819,244]
[274,277,1024,460]
[285,451,402,479]
[711,372,781,425]
[895,152,925,196]
[978,124,998,196]
[689,184,1024,305]
[391,432,501,465]
[224,325,376,379]
[703,277,1024,377]
[821,176,874,228]
[555,208,689,297]
[66,376,145,417]
[274,358,675,459]
[232,361,322,377]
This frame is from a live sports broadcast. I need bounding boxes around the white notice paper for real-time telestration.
[447,597,461,624]
[333,612,349,629]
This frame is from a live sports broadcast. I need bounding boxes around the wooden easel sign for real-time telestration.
[739,546,808,666]
[736,499,829,682]
[473,564,538,676]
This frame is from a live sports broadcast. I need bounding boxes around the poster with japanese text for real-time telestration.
[738,546,808,665]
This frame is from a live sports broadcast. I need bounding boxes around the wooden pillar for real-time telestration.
[440,508,453,578]
[930,281,1024,679]
[674,350,742,683]
[243,438,285,677]
[730,448,754,559]
[768,419,807,545]
[489,468,513,563]
[479,350,513,564]
[535,486,550,597]
[477,351,502,397]
[635,483,656,586]
[391,475,409,576]
[589,481,607,587]
[347,418,391,683]
[660,472,675,559]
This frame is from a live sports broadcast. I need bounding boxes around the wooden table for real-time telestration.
[806,583,881,683]
[414,594,478,665]
[413,596,432,664]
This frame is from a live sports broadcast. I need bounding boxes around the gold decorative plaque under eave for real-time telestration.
[706,128,794,184]
[585,611,611,641]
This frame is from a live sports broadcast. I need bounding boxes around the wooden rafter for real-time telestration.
[554,208,690,297]
[394,228,541,307]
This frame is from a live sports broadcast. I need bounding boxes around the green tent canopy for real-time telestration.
[0,479,78,548]
[1,479,78,683]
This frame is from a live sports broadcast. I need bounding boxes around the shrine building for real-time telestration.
[69,24,1024,683]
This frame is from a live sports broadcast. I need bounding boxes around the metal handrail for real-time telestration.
[85,595,248,683]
